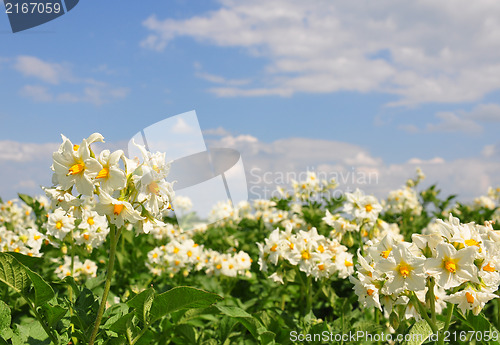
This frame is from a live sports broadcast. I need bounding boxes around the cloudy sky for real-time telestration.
[1,0,500,202]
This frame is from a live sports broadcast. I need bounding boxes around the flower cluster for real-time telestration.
[287,171,338,202]
[54,255,98,280]
[350,214,500,318]
[384,186,423,216]
[0,199,45,257]
[257,224,354,283]
[146,238,252,278]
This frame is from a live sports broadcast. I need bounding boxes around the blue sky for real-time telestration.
[1,0,500,201]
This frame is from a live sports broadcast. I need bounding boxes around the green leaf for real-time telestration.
[127,288,155,324]
[24,267,55,306]
[403,320,444,345]
[0,301,11,332]
[18,193,34,207]
[216,305,261,339]
[0,253,54,307]
[0,252,31,297]
[149,286,223,323]
[5,252,42,269]
[216,305,252,318]
[41,303,67,328]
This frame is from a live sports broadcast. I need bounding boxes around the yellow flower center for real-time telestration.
[229,264,234,269]
[365,204,373,212]
[33,235,41,241]
[444,259,457,273]
[68,163,85,175]
[148,182,160,195]
[152,253,158,259]
[483,262,496,272]
[113,204,124,216]
[399,264,411,278]
[216,264,222,270]
[301,250,311,260]
[345,260,354,267]
[466,292,475,304]
[380,249,392,259]
[56,221,63,229]
[173,247,180,254]
[187,251,192,257]
[317,245,325,253]
[289,243,294,250]
[73,145,79,151]
[465,239,480,247]
[83,234,90,241]
[87,217,95,226]
[96,167,109,179]
[270,244,278,252]
[318,264,325,271]
[174,260,180,266]
[367,289,375,296]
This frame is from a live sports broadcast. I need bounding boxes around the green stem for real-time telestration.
[497,292,500,330]
[428,277,437,325]
[88,224,122,345]
[411,293,438,334]
[438,303,454,345]
[131,326,149,345]
[306,275,312,314]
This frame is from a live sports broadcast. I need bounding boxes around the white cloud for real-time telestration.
[20,85,53,102]
[402,103,500,134]
[205,131,500,201]
[14,56,72,84]
[142,0,500,105]
[172,118,195,134]
[0,140,58,162]
[465,103,500,122]
[12,55,129,105]
[203,127,232,136]
[426,111,483,134]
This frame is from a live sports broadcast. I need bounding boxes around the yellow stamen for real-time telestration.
[465,239,480,247]
[152,253,158,259]
[187,251,192,257]
[301,250,311,260]
[229,264,234,269]
[367,289,375,296]
[345,260,354,267]
[466,292,475,304]
[73,145,79,151]
[444,260,457,273]
[113,204,124,216]
[34,235,41,241]
[289,243,294,250]
[216,264,222,270]
[56,221,63,229]
[270,244,278,252]
[173,247,180,254]
[317,245,325,253]
[96,167,109,179]
[68,163,85,175]
[83,234,90,241]
[381,249,391,259]
[365,204,373,212]
[87,217,95,226]
[174,260,180,266]
[318,264,325,271]
[399,264,411,278]
[483,262,496,272]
